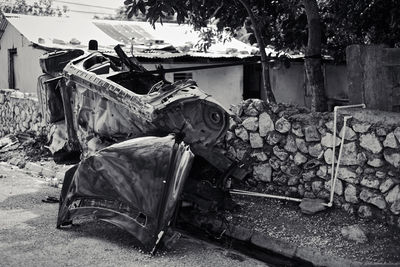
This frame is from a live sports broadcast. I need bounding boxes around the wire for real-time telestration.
[53,0,119,10]
[67,9,114,15]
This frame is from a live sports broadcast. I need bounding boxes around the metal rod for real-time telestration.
[328,116,351,207]
[328,103,366,207]
[230,189,303,202]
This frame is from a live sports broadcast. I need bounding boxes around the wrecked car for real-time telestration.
[38,46,245,252]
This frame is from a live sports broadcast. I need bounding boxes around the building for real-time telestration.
[0,13,259,109]
[0,13,348,110]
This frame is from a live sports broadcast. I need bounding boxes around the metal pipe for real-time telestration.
[327,115,351,207]
[331,104,366,186]
[328,104,366,207]
[230,189,303,202]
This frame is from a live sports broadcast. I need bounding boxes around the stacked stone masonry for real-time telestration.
[0,89,45,137]
[224,99,400,228]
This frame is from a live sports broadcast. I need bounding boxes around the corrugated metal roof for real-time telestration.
[0,15,8,40]
[4,14,255,59]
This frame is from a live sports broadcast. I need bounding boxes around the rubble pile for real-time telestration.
[224,99,400,228]
[0,89,46,138]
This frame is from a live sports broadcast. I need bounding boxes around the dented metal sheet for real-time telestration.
[40,48,231,162]
[38,46,245,251]
[57,135,193,250]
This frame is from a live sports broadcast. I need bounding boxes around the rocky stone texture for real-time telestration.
[242,117,259,131]
[294,152,308,165]
[299,198,327,215]
[352,122,371,133]
[385,185,400,204]
[360,176,380,189]
[227,99,400,228]
[0,90,46,138]
[325,179,343,196]
[249,132,263,148]
[308,143,323,158]
[383,151,400,167]
[253,163,272,182]
[367,157,384,167]
[235,127,249,142]
[344,184,358,203]
[341,225,368,243]
[358,205,373,218]
[259,112,274,137]
[251,151,268,162]
[383,132,399,148]
[275,117,291,133]
[339,126,357,141]
[360,189,386,209]
[304,126,320,142]
[341,142,358,165]
[380,179,395,193]
[321,133,340,148]
[284,135,297,153]
[360,133,383,154]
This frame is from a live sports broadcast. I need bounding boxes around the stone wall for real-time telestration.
[0,89,45,137]
[225,99,400,228]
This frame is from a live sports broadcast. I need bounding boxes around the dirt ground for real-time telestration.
[228,195,400,264]
[0,162,266,267]
[1,137,400,264]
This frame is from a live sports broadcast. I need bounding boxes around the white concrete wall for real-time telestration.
[325,64,348,100]
[269,62,306,106]
[269,61,348,108]
[143,63,243,110]
[0,23,46,94]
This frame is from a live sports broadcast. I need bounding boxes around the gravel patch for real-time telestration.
[229,195,400,263]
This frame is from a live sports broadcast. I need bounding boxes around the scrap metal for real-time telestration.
[38,45,246,252]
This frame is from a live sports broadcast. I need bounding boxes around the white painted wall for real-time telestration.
[269,61,348,108]
[143,63,243,110]
[0,23,244,108]
[269,62,306,106]
[0,23,46,94]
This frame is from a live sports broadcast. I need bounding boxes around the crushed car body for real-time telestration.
[38,45,246,251]
[58,135,193,250]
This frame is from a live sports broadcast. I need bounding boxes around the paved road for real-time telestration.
[0,162,267,267]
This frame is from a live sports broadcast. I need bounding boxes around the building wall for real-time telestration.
[0,22,348,110]
[143,63,244,110]
[269,62,306,106]
[0,23,46,94]
[347,45,400,112]
[269,62,348,109]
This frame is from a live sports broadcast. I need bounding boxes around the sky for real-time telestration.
[26,0,126,19]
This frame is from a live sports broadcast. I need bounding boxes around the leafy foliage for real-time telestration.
[124,0,400,61]
[322,0,400,60]
[0,0,67,17]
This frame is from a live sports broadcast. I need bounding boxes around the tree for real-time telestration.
[123,0,276,104]
[124,0,400,111]
[0,0,67,17]
[322,0,400,61]
[303,0,326,112]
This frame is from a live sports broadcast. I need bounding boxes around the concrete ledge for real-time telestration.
[251,231,297,259]
[198,215,399,267]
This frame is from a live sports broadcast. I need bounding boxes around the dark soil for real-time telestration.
[0,134,52,164]
[228,195,400,264]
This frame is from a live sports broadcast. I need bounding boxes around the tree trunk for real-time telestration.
[303,0,327,112]
[237,0,276,103]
